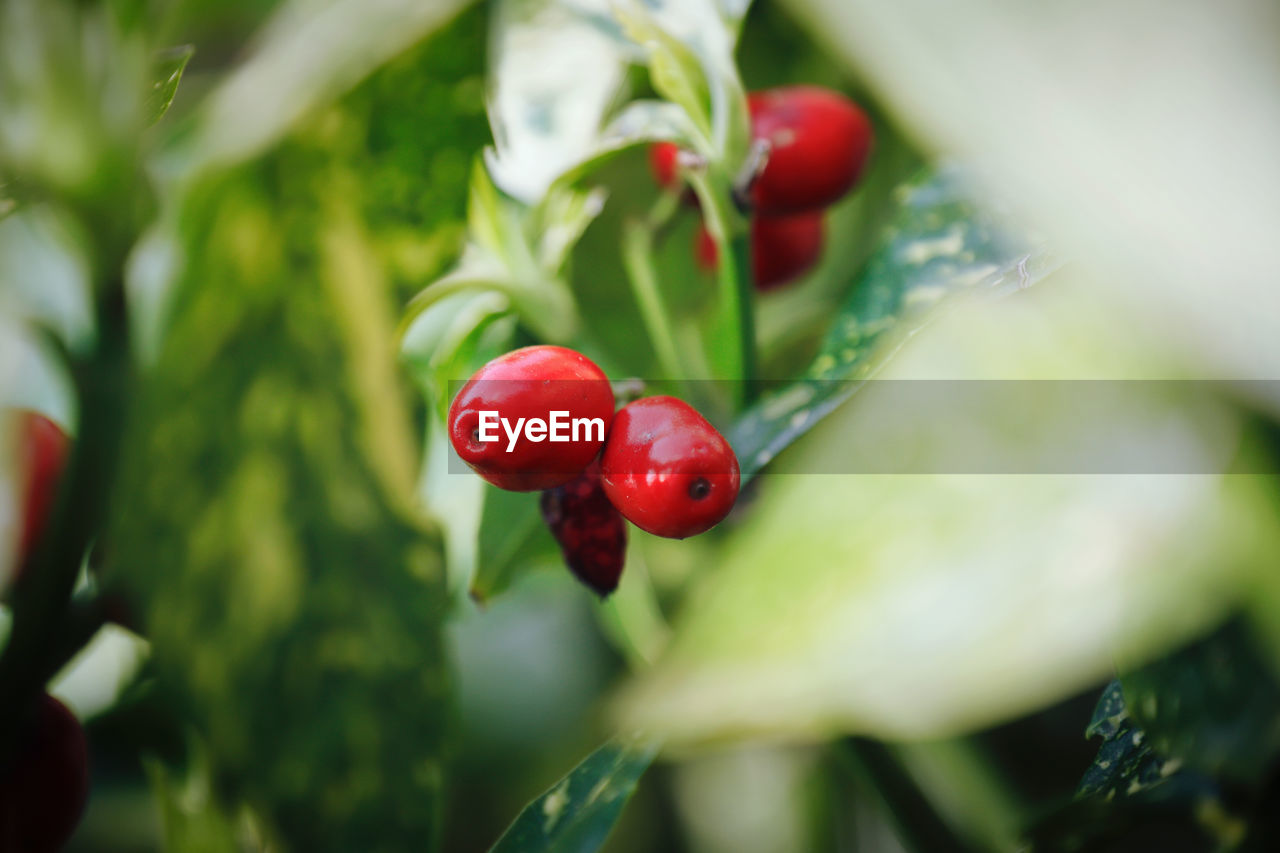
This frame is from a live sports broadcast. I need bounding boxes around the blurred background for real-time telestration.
[3,0,1280,851]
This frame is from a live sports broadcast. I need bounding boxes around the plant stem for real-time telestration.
[727,229,757,404]
[0,271,132,763]
[621,218,690,389]
[687,172,757,410]
[835,737,972,853]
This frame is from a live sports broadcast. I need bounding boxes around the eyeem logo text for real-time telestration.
[476,411,606,452]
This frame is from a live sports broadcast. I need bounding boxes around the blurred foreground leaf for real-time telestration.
[111,153,448,849]
[616,281,1280,745]
[732,165,1059,480]
[489,738,658,853]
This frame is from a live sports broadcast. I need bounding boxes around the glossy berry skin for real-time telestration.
[540,462,627,597]
[600,396,740,539]
[0,694,90,852]
[448,346,614,492]
[695,212,824,291]
[748,86,873,215]
[12,411,70,572]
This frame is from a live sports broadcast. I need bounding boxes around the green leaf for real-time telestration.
[471,488,558,603]
[1027,680,1241,852]
[144,749,245,853]
[110,155,449,850]
[731,164,1060,480]
[549,100,700,191]
[1121,621,1280,785]
[610,0,751,166]
[531,184,608,274]
[468,157,509,259]
[489,739,658,853]
[485,0,632,203]
[145,45,194,127]
[614,288,1280,745]
[1077,681,1174,801]
[485,0,752,202]
[613,2,714,147]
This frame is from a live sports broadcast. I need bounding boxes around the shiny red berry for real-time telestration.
[449,346,615,492]
[600,396,740,539]
[540,462,627,597]
[0,694,90,852]
[748,86,873,215]
[12,411,70,572]
[694,212,824,291]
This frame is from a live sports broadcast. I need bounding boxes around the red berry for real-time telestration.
[752,212,824,291]
[648,142,701,208]
[747,86,873,215]
[540,462,627,597]
[448,346,615,492]
[694,226,719,273]
[12,411,70,572]
[599,396,740,539]
[648,142,681,192]
[694,212,824,291]
[0,694,90,852]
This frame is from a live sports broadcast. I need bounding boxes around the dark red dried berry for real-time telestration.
[0,693,89,852]
[540,463,627,597]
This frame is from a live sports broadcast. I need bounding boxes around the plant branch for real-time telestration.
[621,218,689,388]
[0,270,133,764]
[688,172,757,409]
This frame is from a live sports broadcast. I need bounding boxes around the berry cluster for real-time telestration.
[651,85,873,290]
[448,346,741,595]
[2,411,89,850]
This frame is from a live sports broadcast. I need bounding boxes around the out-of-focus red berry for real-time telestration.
[10,411,70,576]
[747,86,873,214]
[694,212,824,291]
[0,693,90,852]
[648,142,682,192]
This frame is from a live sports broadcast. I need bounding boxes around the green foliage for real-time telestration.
[1122,621,1280,785]
[1033,624,1280,851]
[1077,681,1177,801]
[472,488,558,603]
[146,45,194,127]
[730,164,1059,480]
[489,739,658,853]
[109,151,450,850]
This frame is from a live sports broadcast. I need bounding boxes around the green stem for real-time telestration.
[687,173,756,410]
[621,219,688,387]
[835,738,972,853]
[727,230,757,404]
[0,273,132,763]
